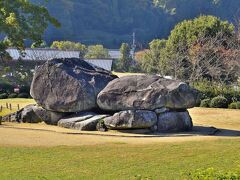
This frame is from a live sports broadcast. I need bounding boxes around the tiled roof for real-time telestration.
[6,48,113,71]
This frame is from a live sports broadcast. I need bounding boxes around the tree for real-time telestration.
[117,43,132,71]
[31,40,47,48]
[140,39,166,74]
[0,0,60,59]
[189,31,240,83]
[85,45,110,59]
[51,41,87,58]
[163,15,235,80]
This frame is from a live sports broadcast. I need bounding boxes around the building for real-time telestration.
[108,49,121,59]
[6,48,114,71]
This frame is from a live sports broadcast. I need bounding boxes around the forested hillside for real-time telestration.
[32,0,240,48]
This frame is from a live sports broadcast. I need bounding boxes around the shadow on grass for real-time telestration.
[1,123,240,138]
[116,126,240,137]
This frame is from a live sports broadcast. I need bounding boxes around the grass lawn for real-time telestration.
[0,98,239,179]
[0,139,239,179]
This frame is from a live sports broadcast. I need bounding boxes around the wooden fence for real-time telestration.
[0,103,21,112]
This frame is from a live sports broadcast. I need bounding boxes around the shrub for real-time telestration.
[0,93,8,99]
[210,96,228,108]
[19,86,30,93]
[229,102,237,109]
[0,82,14,94]
[96,119,108,132]
[192,80,240,102]
[8,93,18,98]
[232,102,240,109]
[200,99,211,108]
[17,93,29,98]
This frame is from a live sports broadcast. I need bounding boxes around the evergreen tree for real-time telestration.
[119,43,132,71]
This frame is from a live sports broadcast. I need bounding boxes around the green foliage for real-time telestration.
[0,0,60,54]
[51,41,87,58]
[0,82,14,94]
[210,96,228,108]
[117,43,132,71]
[0,93,8,99]
[31,40,47,48]
[192,81,240,102]
[42,0,165,47]
[34,0,240,47]
[200,99,211,108]
[8,93,18,99]
[167,15,234,50]
[0,60,41,88]
[137,15,238,82]
[162,15,235,80]
[229,102,240,109]
[185,167,240,180]
[140,39,167,74]
[85,45,109,59]
[17,93,29,99]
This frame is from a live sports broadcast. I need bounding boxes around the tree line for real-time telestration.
[37,0,240,48]
[135,15,240,84]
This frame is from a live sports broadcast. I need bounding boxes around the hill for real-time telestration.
[32,0,240,48]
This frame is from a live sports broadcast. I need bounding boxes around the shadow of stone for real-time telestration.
[116,126,240,137]
[189,126,240,136]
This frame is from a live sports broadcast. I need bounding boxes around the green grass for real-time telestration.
[0,139,240,180]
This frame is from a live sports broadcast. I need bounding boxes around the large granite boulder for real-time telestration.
[30,58,117,113]
[34,107,70,125]
[97,75,199,111]
[104,110,157,130]
[157,111,193,132]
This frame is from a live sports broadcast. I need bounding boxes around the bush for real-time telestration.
[200,99,211,108]
[237,102,240,109]
[17,93,29,98]
[8,93,18,98]
[229,102,240,109]
[192,81,240,102]
[229,102,237,109]
[210,96,228,108]
[0,82,14,94]
[19,86,30,93]
[0,93,8,99]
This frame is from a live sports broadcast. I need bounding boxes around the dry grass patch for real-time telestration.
[189,107,240,130]
[113,72,145,77]
[0,98,35,116]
